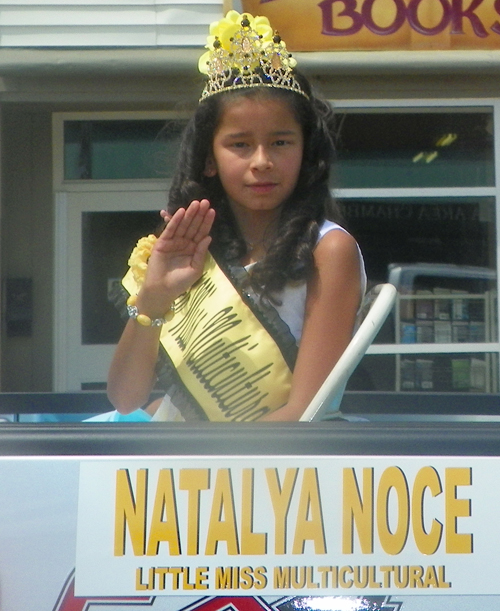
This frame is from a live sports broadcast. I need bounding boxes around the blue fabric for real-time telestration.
[84,409,152,422]
[19,413,99,423]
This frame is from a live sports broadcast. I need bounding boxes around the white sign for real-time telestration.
[75,455,495,597]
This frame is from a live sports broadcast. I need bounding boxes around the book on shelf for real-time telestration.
[400,359,415,390]
[433,287,451,320]
[451,357,487,392]
[469,321,486,342]
[452,358,470,390]
[400,322,416,343]
[470,358,487,391]
[415,290,434,320]
[415,358,433,390]
[451,289,469,321]
[416,320,433,343]
[399,289,415,321]
[452,321,469,343]
[434,320,452,343]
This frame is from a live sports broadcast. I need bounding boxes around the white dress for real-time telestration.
[152,220,367,422]
[272,220,366,342]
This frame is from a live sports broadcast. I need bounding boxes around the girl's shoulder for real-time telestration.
[316,220,367,298]
[315,222,359,263]
[318,219,349,240]
[317,220,359,255]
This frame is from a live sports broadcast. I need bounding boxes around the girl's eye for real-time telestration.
[231,141,248,149]
[274,139,290,146]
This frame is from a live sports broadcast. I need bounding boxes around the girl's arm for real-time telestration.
[261,229,363,421]
[107,200,215,413]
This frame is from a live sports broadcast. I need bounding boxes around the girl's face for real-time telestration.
[206,95,304,223]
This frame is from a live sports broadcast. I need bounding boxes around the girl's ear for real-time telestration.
[204,156,217,177]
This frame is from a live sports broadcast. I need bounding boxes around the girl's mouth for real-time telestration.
[248,182,277,194]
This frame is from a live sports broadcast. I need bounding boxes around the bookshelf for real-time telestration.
[394,290,497,392]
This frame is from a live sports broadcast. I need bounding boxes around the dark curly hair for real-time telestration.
[167,72,341,302]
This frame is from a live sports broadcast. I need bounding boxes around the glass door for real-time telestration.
[53,112,186,391]
[54,190,166,390]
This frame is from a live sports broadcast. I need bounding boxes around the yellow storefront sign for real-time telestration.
[241,0,500,51]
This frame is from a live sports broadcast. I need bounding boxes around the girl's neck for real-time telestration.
[237,215,280,266]
[231,206,281,265]
[241,238,269,266]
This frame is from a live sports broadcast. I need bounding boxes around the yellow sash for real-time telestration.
[122,253,293,421]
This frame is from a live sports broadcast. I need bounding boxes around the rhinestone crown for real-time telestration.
[198,11,307,102]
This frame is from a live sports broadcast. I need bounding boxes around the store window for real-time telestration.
[334,105,498,395]
[333,109,494,188]
[63,119,187,180]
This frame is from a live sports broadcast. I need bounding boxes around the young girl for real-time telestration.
[107,11,366,422]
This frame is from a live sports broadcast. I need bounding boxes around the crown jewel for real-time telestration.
[198,11,307,102]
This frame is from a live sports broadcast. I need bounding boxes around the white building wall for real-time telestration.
[0,0,223,47]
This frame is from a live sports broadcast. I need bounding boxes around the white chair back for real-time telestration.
[299,283,397,422]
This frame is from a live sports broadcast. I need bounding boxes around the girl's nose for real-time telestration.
[251,146,272,170]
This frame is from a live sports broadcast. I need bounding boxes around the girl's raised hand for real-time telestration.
[137,199,215,316]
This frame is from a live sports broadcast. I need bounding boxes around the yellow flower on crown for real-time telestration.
[127,234,157,286]
[198,11,304,101]
[198,11,273,74]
